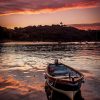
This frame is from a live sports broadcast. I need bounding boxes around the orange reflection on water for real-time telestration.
[0,75,46,100]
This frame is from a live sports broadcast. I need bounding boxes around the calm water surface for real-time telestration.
[0,42,100,100]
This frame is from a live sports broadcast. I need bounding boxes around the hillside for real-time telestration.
[0,25,100,42]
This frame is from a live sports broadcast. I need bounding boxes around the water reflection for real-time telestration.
[0,75,46,100]
[0,42,99,69]
[0,42,100,100]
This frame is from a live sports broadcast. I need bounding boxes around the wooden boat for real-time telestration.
[45,60,84,100]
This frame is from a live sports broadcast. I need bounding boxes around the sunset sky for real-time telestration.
[0,0,100,29]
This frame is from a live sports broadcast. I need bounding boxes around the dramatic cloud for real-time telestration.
[0,0,100,15]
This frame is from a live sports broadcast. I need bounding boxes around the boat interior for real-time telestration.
[48,64,81,81]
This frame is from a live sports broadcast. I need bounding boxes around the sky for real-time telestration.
[0,0,100,29]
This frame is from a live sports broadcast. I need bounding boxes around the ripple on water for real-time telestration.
[0,42,100,99]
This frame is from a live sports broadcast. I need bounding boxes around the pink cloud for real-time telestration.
[0,0,100,15]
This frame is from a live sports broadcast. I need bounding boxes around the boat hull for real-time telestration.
[45,81,84,100]
[45,63,84,100]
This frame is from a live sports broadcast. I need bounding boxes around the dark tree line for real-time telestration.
[0,25,100,42]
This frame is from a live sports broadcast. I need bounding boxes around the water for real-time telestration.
[0,42,100,100]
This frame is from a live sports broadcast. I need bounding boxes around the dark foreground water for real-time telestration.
[0,42,100,100]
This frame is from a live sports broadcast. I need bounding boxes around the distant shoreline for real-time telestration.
[0,41,100,45]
